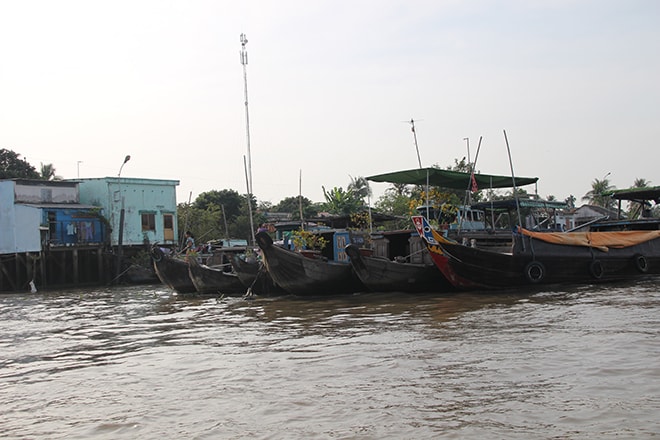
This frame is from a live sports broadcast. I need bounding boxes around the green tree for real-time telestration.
[272,195,319,220]
[40,163,61,180]
[374,187,415,229]
[176,189,263,245]
[176,204,224,245]
[632,178,650,188]
[347,176,371,205]
[582,177,616,209]
[445,157,471,173]
[0,148,40,179]
[193,189,244,222]
[321,186,361,215]
[564,195,576,209]
[627,178,652,218]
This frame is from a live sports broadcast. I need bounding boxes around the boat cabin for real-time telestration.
[416,204,486,231]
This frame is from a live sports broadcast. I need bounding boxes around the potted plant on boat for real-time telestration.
[291,229,328,258]
[349,211,374,256]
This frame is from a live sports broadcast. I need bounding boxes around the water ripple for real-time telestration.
[1,279,659,439]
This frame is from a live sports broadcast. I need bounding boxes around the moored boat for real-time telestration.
[187,256,247,295]
[344,228,454,293]
[434,226,660,288]
[412,215,485,290]
[150,246,196,293]
[231,253,285,296]
[413,187,660,289]
[255,231,365,296]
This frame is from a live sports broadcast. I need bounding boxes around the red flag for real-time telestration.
[470,173,478,193]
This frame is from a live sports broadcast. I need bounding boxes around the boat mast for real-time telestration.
[240,33,256,244]
[503,129,525,250]
[244,156,256,244]
[408,118,422,169]
[299,169,304,229]
[407,118,428,217]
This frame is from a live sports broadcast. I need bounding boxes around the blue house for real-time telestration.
[0,179,105,253]
[0,179,108,292]
[75,177,180,247]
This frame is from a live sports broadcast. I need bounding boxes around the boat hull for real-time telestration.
[187,257,247,295]
[231,254,285,296]
[345,244,453,293]
[412,215,486,289]
[150,247,197,294]
[256,231,365,296]
[440,233,660,289]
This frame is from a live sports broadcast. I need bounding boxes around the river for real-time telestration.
[1,278,659,439]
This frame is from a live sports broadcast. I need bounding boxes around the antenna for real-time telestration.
[240,33,253,195]
[405,118,423,168]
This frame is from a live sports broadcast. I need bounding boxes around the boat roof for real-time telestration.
[471,198,568,211]
[605,186,660,203]
[366,167,538,190]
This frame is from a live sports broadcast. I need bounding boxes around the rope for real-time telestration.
[107,264,140,285]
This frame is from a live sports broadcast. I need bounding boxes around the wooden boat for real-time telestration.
[344,233,453,293]
[255,231,365,296]
[435,227,660,289]
[150,246,196,293]
[414,185,660,290]
[412,216,484,290]
[230,253,285,296]
[187,256,247,295]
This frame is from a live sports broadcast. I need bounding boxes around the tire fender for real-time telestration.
[633,254,648,273]
[589,260,604,279]
[525,261,545,283]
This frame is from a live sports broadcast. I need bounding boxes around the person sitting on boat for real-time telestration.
[182,231,195,254]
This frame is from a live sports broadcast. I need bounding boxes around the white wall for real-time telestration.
[13,205,42,252]
[0,181,42,253]
[0,181,16,253]
[14,181,78,204]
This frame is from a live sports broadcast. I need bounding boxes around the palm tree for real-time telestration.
[628,178,652,218]
[632,178,650,189]
[347,176,371,205]
[564,195,576,209]
[582,177,615,209]
[40,163,61,180]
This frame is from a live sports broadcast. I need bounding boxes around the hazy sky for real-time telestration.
[1,0,658,207]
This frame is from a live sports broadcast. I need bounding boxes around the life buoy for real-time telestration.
[633,254,648,273]
[525,261,545,283]
[589,260,604,279]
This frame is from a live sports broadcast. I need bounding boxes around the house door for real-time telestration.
[163,214,174,241]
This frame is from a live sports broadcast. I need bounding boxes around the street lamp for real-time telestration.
[115,155,131,283]
[119,155,131,177]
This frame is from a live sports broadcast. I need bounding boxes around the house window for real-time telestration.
[141,213,156,231]
[163,214,173,229]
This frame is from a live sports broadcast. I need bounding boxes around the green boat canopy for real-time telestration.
[366,167,538,190]
[604,186,660,203]
[471,198,568,211]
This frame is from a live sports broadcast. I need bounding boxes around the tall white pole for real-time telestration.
[240,33,253,195]
[244,156,256,245]
[240,34,257,245]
